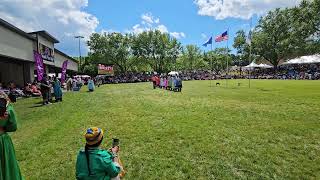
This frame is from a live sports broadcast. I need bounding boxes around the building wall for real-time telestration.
[55,51,78,72]
[0,25,35,62]
[37,35,55,66]
[0,60,24,87]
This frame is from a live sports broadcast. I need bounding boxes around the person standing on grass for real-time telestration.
[160,76,164,89]
[155,76,160,88]
[151,75,157,89]
[164,76,168,89]
[53,77,62,102]
[76,127,123,180]
[168,76,172,90]
[171,76,175,91]
[66,77,73,91]
[87,77,95,92]
[176,76,182,92]
[40,74,51,105]
[0,92,23,180]
[49,76,55,103]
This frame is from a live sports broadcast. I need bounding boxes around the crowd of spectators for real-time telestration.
[1,63,319,101]
[240,64,320,80]
[95,64,320,85]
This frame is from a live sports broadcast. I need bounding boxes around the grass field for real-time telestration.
[11,80,320,179]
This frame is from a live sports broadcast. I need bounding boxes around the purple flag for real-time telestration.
[33,50,44,81]
[61,60,68,84]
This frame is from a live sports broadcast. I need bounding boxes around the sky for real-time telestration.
[0,0,301,57]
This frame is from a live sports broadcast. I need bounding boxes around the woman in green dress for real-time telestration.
[0,92,23,180]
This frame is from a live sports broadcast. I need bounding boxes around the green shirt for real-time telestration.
[76,148,120,180]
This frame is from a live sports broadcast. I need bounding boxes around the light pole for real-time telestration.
[75,36,84,72]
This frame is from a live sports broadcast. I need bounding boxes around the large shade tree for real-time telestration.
[132,30,182,73]
[177,45,207,71]
[87,32,134,74]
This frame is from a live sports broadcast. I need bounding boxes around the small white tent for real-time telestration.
[258,64,273,69]
[282,54,320,65]
[244,62,260,69]
[168,71,179,76]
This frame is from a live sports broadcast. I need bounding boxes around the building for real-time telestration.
[0,18,78,87]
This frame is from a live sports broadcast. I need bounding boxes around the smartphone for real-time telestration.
[112,138,120,147]
[0,98,7,117]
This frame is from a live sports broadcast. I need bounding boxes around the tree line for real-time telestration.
[234,0,320,68]
[80,0,319,76]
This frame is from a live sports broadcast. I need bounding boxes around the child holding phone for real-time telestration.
[76,127,123,180]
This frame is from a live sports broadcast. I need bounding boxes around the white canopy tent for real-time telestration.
[258,64,273,68]
[168,71,179,76]
[282,54,320,65]
[244,62,273,69]
[244,62,260,69]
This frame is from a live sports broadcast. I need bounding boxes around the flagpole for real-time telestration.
[210,38,213,87]
[226,28,229,88]
[249,17,252,88]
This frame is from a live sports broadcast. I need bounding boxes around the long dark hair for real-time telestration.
[85,137,103,176]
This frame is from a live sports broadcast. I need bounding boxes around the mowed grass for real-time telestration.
[10,80,320,179]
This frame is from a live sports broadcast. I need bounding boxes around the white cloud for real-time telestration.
[170,32,186,39]
[157,25,169,33]
[141,13,155,24]
[194,0,302,20]
[128,12,186,39]
[0,0,99,56]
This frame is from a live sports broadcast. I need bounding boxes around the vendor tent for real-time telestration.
[244,62,274,69]
[168,71,179,76]
[282,54,320,65]
[258,64,273,68]
[244,62,260,69]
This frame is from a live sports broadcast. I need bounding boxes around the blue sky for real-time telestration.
[85,0,258,52]
[0,0,300,56]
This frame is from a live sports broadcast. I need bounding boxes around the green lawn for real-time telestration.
[11,80,320,179]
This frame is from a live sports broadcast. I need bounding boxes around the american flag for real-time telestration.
[215,31,228,42]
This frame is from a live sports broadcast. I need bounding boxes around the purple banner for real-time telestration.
[33,50,44,81]
[61,60,68,84]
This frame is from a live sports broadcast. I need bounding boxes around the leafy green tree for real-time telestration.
[233,30,251,66]
[204,48,231,74]
[251,0,320,69]
[132,30,182,73]
[179,45,207,70]
[252,8,292,68]
[87,32,134,74]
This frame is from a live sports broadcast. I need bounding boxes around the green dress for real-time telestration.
[0,104,23,180]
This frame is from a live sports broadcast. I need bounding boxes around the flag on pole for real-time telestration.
[61,60,68,84]
[215,31,228,42]
[203,36,213,47]
[33,50,44,81]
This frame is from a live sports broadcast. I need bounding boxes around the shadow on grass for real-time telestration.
[28,101,61,108]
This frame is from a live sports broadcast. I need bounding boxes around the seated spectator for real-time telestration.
[76,127,123,180]
[24,83,33,97]
[30,83,41,96]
